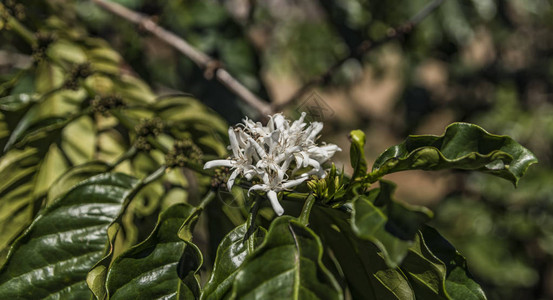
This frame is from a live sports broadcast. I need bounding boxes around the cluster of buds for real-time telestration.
[134,118,164,152]
[210,167,229,190]
[2,0,25,21]
[204,113,340,216]
[165,139,203,168]
[90,95,125,115]
[64,63,92,90]
[32,32,55,62]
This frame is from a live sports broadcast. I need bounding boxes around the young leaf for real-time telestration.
[105,203,202,300]
[371,123,537,186]
[349,129,368,181]
[201,223,266,300]
[230,216,343,300]
[0,173,137,299]
[351,181,433,267]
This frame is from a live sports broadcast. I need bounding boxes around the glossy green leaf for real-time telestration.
[310,206,415,300]
[371,123,538,186]
[202,223,266,300]
[400,230,451,299]
[415,225,487,300]
[105,203,202,300]
[351,181,433,267]
[349,129,367,181]
[87,167,167,300]
[47,161,110,204]
[0,173,137,299]
[230,216,343,300]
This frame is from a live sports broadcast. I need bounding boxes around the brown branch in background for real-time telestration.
[91,0,273,118]
[273,0,445,112]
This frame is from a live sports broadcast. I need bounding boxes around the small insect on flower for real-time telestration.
[204,113,341,216]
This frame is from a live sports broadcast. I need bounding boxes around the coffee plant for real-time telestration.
[0,1,539,299]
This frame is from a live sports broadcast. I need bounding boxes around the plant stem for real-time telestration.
[91,0,272,119]
[298,194,315,225]
[178,190,216,240]
[183,161,213,177]
[0,3,37,47]
[198,190,216,210]
[108,146,137,170]
[147,136,168,154]
[133,165,167,192]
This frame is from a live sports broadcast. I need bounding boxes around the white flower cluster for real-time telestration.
[204,113,341,216]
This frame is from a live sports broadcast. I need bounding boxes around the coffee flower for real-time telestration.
[204,113,341,216]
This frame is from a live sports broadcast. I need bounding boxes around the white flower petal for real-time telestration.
[227,169,240,190]
[248,184,269,196]
[228,128,240,157]
[267,190,284,216]
[274,114,286,130]
[281,177,307,189]
[307,122,323,140]
[306,158,321,171]
[247,137,267,157]
[204,160,234,169]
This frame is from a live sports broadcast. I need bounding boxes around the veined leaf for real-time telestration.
[310,206,415,300]
[47,161,110,204]
[0,173,137,299]
[351,181,433,267]
[0,148,40,256]
[371,123,537,186]
[412,225,487,300]
[105,203,202,300]
[230,216,343,300]
[87,167,166,300]
[202,223,266,300]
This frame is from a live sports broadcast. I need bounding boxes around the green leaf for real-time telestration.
[400,230,451,299]
[349,129,367,181]
[153,95,228,157]
[0,94,34,111]
[3,104,40,152]
[105,203,202,300]
[47,161,110,204]
[371,123,538,186]
[310,206,415,300]
[230,216,343,300]
[415,225,487,300]
[0,148,40,257]
[351,181,433,267]
[87,167,167,299]
[202,223,266,300]
[0,173,137,299]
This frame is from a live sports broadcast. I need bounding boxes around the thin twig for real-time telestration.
[91,0,272,118]
[274,0,445,111]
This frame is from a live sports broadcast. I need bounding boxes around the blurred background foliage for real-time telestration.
[1,0,552,299]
